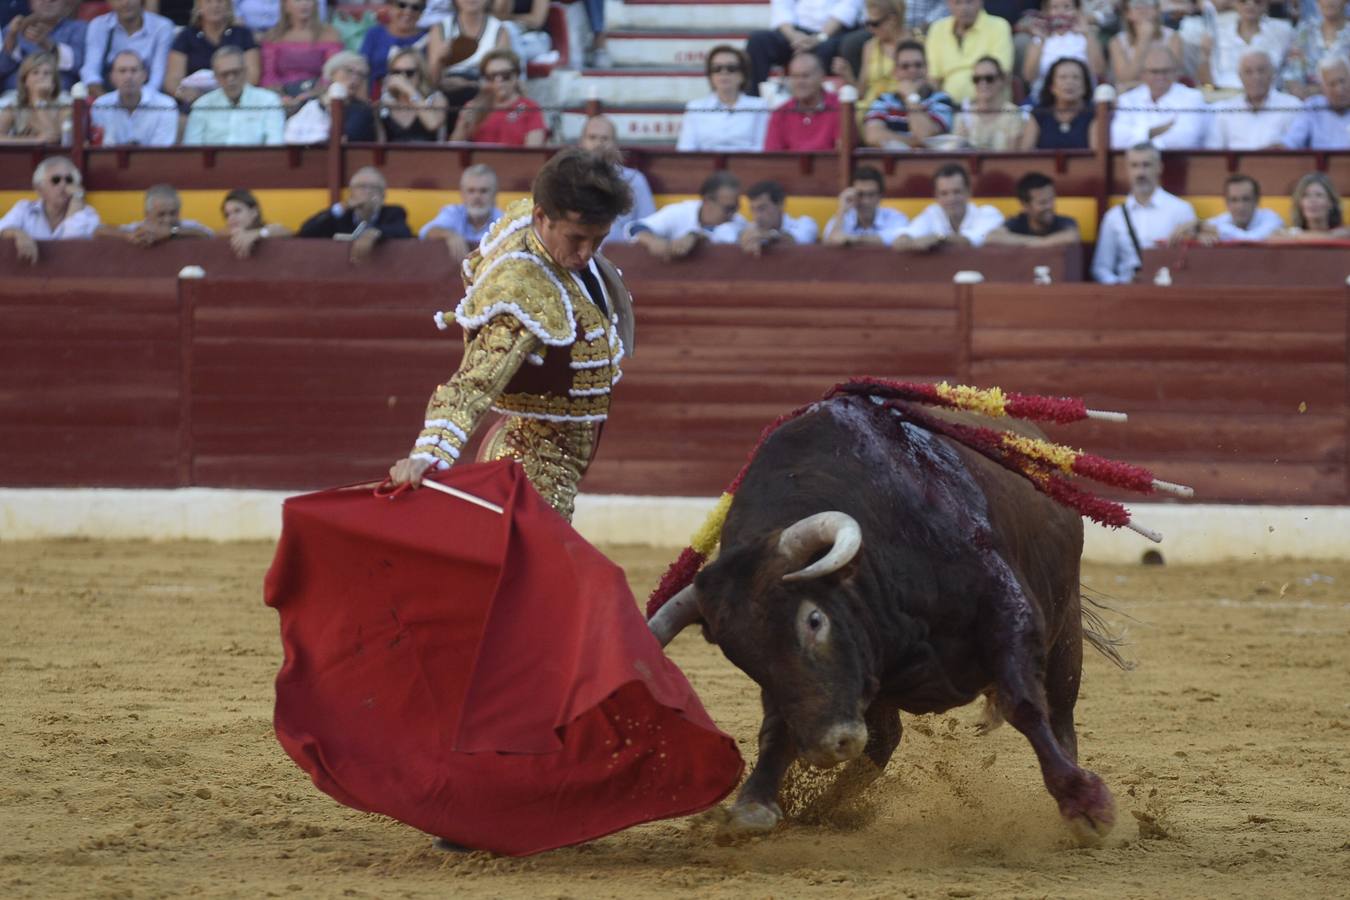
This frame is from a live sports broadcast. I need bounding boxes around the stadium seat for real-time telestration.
[526,3,572,79]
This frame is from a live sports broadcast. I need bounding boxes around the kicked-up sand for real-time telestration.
[1,540,1347,899]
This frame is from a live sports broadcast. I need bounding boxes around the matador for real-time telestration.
[388,149,636,520]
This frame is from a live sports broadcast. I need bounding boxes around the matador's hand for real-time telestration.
[388,456,432,488]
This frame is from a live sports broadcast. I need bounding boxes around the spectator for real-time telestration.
[1109,0,1183,92]
[285,49,377,142]
[954,54,1025,149]
[823,164,909,244]
[1109,45,1208,149]
[90,49,177,146]
[448,48,544,144]
[627,170,745,260]
[894,162,1003,250]
[985,171,1081,246]
[577,114,655,246]
[99,183,214,246]
[906,0,954,32]
[676,44,770,151]
[259,0,343,113]
[491,0,551,66]
[0,155,99,263]
[0,0,86,92]
[164,0,260,110]
[419,163,502,262]
[1206,49,1300,149]
[0,49,66,143]
[1194,0,1292,92]
[425,0,510,114]
[745,0,864,96]
[834,0,911,127]
[925,0,1013,105]
[183,45,286,144]
[764,52,841,150]
[377,48,447,141]
[1091,142,1196,283]
[298,165,413,262]
[1019,56,1096,149]
[222,187,292,257]
[1270,172,1350,239]
[1171,173,1284,243]
[862,39,954,148]
[81,0,175,95]
[1279,54,1350,148]
[236,0,330,32]
[1021,0,1105,92]
[1281,0,1350,99]
[739,179,819,256]
[359,0,428,88]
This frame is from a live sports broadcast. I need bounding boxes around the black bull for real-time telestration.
[649,394,1118,839]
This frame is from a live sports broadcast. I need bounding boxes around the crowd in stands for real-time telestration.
[0,0,1344,149]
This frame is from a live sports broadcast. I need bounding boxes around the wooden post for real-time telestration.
[952,277,978,385]
[70,94,88,173]
[175,266,204,487]
[1093,96,1112,237]
[327,96,346,206]
[838,84,858,193]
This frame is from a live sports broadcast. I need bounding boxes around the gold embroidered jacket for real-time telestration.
[410,199,631,505]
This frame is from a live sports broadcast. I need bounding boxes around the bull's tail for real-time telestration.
[1081,588,1134,671]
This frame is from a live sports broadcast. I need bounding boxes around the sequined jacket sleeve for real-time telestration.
[409,315,542,469]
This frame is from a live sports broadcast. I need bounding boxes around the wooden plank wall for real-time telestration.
[2,241,1348,503]
[971,285,1349,503]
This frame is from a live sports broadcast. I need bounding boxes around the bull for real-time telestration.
[649,393,1118,839]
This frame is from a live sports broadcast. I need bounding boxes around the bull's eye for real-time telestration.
[807,610,824,631]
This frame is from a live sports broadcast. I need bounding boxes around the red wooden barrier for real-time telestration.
[2,239,1349,502]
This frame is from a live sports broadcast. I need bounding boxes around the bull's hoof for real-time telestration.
[716,800,782,842]
[1054,770,1116,844]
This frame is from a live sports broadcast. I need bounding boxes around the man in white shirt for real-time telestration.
[1189,0,1293,92]
[1279,55,1350,150]
[577,115,657,247]
[90,50,177,147]
[80,0,174,95]
[823,165,909,246]
[1171,173,1283,244]
[1092,142,1197,284]
[183,46,285,146]
[627,171,746,260]
[739,179,818,256]
[893,163,1004,251]
[746,0,864,95]
[1110,45,1209,150]
[0,156,100,264]
[1206,49,1301,150]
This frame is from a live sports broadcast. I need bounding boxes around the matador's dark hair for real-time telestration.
[532,147,634,226]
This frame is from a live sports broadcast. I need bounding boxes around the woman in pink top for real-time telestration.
[261,0,344,111]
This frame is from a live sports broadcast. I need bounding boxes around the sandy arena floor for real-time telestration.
[1,540,1348,899]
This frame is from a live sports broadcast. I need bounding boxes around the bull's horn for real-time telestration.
[779,511,863,582]
[647,584,701,648]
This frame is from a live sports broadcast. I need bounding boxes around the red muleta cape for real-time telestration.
[263,460,743,856]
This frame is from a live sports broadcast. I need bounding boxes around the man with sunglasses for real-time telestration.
[626,170,746,261]
[0,156,101,264]
[862,40,954,148]
[388,149,636,522]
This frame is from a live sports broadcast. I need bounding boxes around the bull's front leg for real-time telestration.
[982,576,1115,841]
[721,691,795,838]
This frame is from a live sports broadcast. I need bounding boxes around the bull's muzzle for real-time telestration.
[802,720,868,768]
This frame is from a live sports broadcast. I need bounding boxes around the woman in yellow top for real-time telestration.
[833,0,911,126]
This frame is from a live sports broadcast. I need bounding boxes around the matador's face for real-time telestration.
[533,206,612,271]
